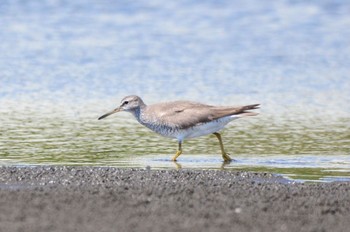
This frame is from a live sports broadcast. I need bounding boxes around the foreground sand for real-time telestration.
[0,166,349,232]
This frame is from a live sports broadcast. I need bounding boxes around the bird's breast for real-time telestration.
[136,115,238,141]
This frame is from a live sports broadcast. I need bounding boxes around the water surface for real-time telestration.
[0,0,349,182]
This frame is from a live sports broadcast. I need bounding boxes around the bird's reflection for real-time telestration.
[172,159,233,170]
[173,161,182,169]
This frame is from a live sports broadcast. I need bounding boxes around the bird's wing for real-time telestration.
[146,101,259,129]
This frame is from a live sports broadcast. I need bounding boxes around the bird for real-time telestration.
[98,95,259,162]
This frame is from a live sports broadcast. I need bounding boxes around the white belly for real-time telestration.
[174,115,239,141]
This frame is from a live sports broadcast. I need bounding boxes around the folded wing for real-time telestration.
[146,101,259,129]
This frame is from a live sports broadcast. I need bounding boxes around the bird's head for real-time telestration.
[98,95,145,120]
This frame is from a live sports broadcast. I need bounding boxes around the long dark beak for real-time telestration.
[98,107,122,120]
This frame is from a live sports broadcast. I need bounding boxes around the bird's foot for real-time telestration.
[222,152,234,163]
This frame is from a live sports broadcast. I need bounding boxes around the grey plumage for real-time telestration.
[98,95,260,162]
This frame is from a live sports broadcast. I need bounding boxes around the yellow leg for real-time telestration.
[172,141,182,161]
[213,132,232,162]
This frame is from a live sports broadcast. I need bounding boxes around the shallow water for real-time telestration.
[1,0,350,182]
[1,107,349,182]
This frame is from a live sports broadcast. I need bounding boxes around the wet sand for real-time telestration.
[0,166,349,232]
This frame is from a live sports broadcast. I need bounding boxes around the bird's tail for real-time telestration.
[237,104,260,117]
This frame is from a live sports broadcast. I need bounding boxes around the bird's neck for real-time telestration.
[131,105,146,124]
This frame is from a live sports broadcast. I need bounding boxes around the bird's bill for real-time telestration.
[98,107,122,120]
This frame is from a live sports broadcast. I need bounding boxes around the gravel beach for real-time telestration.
[0,166,349,232]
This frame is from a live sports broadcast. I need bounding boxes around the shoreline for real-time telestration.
[0,166,349,232]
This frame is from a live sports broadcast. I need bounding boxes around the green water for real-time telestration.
[1,104,349,182]
[1,0,350,183]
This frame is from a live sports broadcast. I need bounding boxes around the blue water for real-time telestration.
[0,0,349,182]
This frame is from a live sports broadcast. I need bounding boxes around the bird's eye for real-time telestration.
[123,101,129,105]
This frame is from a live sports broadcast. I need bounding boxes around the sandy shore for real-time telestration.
[0,166,349,232]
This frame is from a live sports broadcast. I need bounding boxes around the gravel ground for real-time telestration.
[0,166,349,232]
